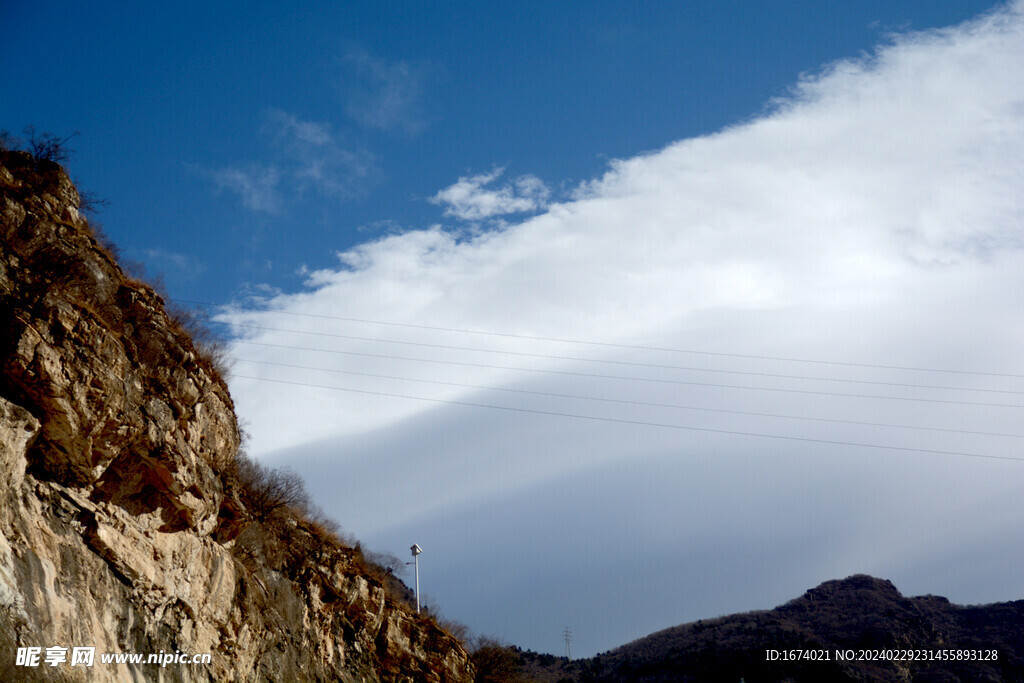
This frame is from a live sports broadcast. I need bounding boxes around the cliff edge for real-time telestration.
[0,150,473,681]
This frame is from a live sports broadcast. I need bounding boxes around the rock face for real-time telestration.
[0,150,473,681]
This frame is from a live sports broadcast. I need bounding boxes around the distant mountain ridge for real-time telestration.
[515,575,1023,682]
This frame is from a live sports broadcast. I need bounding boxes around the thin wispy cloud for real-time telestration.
[211,164,283,214]
[141,248,207,280]
[221,2,1024,657]
[208,110,378,214]
[266,109,378,200]
[430,168,550,220]
[342,49,431,135]
[268,109,333,146]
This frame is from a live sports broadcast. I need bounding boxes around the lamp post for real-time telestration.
[410,544,422,613]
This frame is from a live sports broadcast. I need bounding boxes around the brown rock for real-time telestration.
[0,151,473,681]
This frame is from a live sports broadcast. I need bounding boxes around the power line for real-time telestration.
[229,374,1024,463]
[232,357,1024,439]
[208,321,1024,396]
[174,298,1024,380]
[233,340,1024,409]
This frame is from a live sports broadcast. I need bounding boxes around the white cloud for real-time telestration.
[141,248,207,280]
[211,163,282,213]
[430,167,550,220]
[269,109,378,200]
[268,109,333,146]
[208,110,377,213]
[221,2,1024,656]
[343,49,430,135]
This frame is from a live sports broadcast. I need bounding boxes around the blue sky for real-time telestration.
[4,0,1024,659]
[0,0,1000,303]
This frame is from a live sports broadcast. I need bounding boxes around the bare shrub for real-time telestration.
[86,220,121,260]
[469,636,528,683]
[23,125,78,165]
[165,301,233,381]
[232,452,310,521]
[78,190,110,215]
[363,550,406,577]
[0,129,18,151]
[437,617,471,642]
[306,504,355,547]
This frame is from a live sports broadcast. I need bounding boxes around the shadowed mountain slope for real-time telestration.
[515,575,1023,682]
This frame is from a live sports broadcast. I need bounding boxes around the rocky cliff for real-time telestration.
[0,149,474,682]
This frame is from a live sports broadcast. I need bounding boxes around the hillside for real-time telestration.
[0,148,473,681]
[510,575,1023,682]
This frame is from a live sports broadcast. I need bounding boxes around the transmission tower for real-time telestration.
[563,627,572,660]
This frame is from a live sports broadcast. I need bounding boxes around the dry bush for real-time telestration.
[231,505,315,573]
[23,125,78,165]
[0,129,17,151]
[305,503,355,547]
[78,190,109,215]
[164,301,233,381]
[0,136,64,196]
[436,617,471,642]
[469,637,528,683]
[363,549,406,577]
[85,219,120,260]
[231,452,310,522]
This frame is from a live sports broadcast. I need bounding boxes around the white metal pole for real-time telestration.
[410,544,423,613]
[414,553,420,613]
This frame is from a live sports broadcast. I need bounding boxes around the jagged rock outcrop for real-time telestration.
[0,150,474,681]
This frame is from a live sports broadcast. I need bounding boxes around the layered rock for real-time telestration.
[0,151,473,681]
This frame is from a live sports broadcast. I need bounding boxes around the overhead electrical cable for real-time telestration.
[232,357,1024,439]
[173,298,1024,380]
[230,374,1024,464]
[207,321,1024,396]
[233,340,1024,409]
